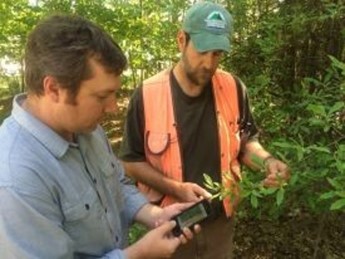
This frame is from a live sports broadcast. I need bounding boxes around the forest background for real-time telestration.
[0,0,344,258]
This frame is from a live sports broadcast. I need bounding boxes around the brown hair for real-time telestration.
[24,14,127,101]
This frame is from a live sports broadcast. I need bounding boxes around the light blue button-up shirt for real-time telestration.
[0,94,148,258]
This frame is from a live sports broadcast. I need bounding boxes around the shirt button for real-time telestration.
[115,236,119,242]
[105,207,108,213]
[93,178,97,184]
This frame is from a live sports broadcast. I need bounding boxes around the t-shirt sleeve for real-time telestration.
[236,77,259,141]
[118,86,146,162]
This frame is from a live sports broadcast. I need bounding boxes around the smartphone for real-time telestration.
[171,199,212,237]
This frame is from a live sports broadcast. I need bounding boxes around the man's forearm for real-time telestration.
[134,203,163,228]
[241,140,272,170]
[122,161,181,198]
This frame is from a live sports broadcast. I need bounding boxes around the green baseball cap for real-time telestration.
[182,2,232,52]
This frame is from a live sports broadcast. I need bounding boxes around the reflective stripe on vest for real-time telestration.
[141,69,241,217]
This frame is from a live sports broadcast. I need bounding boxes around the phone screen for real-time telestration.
[176,203,208,228]
[171,199,211,236]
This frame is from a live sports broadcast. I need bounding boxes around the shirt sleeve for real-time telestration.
[118,86,146,162]
[113,156,148,222]
[0,187,74,258]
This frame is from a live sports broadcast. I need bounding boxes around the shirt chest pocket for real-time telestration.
[146,131,178,155]
[62,187,108,245]
[100,159,124,207]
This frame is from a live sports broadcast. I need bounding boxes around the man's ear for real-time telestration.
[177,30,187,52]
[42,76,60,102]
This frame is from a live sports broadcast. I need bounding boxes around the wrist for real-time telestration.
[170,181,183,199]
[263,155,275,169]
[147,205,164,228]
[124,243,143,259]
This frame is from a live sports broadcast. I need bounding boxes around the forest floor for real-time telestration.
[233,213,345,259]
[104,94,345,259]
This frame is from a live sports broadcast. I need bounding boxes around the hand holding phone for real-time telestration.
[171,199,211,237]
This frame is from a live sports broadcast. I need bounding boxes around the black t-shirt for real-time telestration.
[119,71,258,189]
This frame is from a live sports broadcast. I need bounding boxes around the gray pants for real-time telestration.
[172,213,235,259]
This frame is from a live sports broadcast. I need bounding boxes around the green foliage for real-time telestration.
[128,223,147,245]
[203,55,345,219]
[0,0,344,242]
[204,167,289,219]
[0,0,190,94]
[0,76,19,122]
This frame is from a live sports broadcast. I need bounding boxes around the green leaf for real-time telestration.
[307,104,326,116]
[203,173,213,186]
[250,194,258,208]
[289,173,299,186]
[296,147,305,162]
[330,198,345,210]
[319,191,335,200]
[252,190,263,198]
[335,191,345,198]
[276,188,285,206]
[328,102,344,115]
[261,187,277,195]
[327,178,342,189]
[308,145,331,153]
[309,118,325,126]
[211,193,221,200]
[329,55,345,71]
[272,142,295,149]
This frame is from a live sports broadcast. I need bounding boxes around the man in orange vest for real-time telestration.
[120,2,290,258]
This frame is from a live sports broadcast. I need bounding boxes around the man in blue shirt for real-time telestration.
[0,15,197,258]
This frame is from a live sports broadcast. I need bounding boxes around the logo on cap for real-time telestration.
[204,11,226,29]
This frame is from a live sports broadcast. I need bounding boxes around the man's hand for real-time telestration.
[156,202,195,222]
[153,202,201,235]
[263,157,290,187]
[136,202,203,233]
[155,202,201,235]
[174,182,212,202]
[124,221,191,259]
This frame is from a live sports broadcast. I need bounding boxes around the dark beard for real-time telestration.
[185,68,212,87]
[181,48,213,87]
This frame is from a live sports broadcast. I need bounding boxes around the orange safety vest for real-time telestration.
[141,69,241,217]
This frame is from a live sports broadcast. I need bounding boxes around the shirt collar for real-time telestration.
[12,93,72,159]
